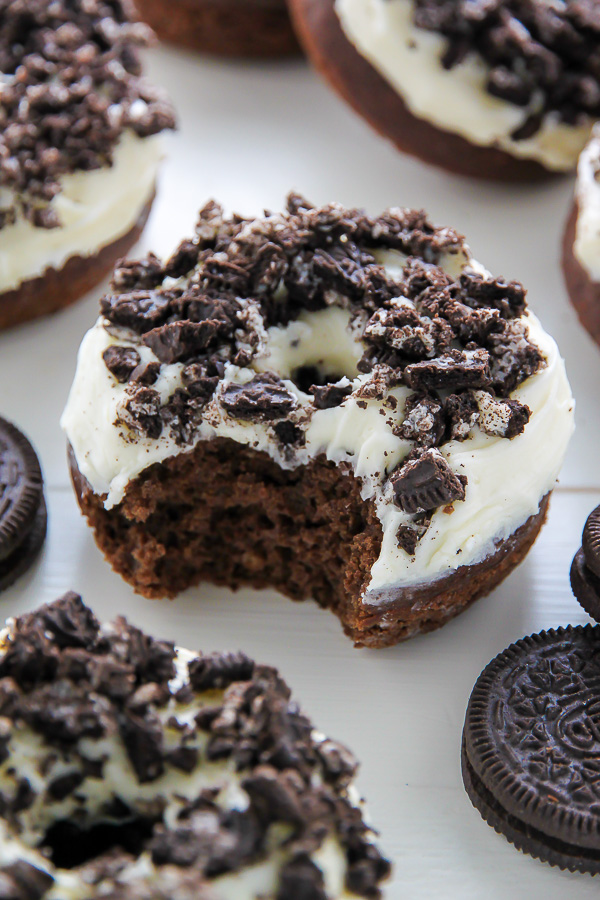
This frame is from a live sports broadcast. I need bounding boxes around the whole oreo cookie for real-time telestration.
[570,504,600,621]
[463,625,600,873]
[0,417,46,591]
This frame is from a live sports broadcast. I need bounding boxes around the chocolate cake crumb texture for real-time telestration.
[98,195,541,550]
[463,623,600,873]
[0,593,390,897]
[0,0,175,230]
[413,0,600,138]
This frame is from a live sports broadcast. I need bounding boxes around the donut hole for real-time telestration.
[41,815,157,869]
[291,364,345,394]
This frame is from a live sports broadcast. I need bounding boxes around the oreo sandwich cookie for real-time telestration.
[0,417,47,591]
[570,504,600,621]
[463,625,600,873]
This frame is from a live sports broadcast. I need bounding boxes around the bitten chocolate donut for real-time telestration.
[0,0,176,331]
[289,0,599,181]
[133,0,299,57]
[0,592,390,898]
[62,195,574,648]
[563,125,600,347]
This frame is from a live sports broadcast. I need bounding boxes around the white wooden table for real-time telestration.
[2,45,600,900]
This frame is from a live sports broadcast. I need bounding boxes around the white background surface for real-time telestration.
[2,44,600,899]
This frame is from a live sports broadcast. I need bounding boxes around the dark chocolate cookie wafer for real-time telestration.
[570,548,600,622]
[463,625,600,873]
[0,418,46,591]
[570,504,600,621]
[582,506,600,579]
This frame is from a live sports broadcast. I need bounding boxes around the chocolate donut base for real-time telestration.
[462,734,600,873]
[289,0,557,182]
[69,438,549,649]
[0,194,155,332]
[134,0,300,57]
[562,199,600,347]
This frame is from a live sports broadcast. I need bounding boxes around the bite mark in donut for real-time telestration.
[62,195,574,647]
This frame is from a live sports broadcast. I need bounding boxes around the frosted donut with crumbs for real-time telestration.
[0,0,175,330]
[289,0,600,180]
[62,194,574,648]
[0,592,390,899]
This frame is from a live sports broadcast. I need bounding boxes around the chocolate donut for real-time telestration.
[562,125,600,348]
[289,0,599,180]
[62,195,574,648]
[133,0,300,57]
[0,417,47,593]
[0,0,176,331]
[0,592,390,898]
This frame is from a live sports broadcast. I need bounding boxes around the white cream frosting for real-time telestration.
[334,0,592,171]
[574,125,600,282]
[62,242,574,600]
[0,130,162,294]
[0,640,364,900]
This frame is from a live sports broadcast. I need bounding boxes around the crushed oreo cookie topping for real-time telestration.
[0,0,175,230]
[0,594,390,898]
[221,374,297,422]
[390,448,466,513]
[413,0,600,138]
[94,195,544,548]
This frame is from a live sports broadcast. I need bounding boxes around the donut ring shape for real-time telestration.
[0,594,389,899]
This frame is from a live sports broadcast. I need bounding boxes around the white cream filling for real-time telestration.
[0,130,162,294]
[334,0,592,170]
[574,125,600,282]
[0,643,363,900]
[62,242,574,597]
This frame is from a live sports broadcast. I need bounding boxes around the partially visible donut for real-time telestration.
[133,0,300,57]
[0,593,390,899]
[0,1,175,330]
[289,0,597,180]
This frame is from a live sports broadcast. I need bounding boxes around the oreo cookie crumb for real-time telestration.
[390,449,466,513]
[395,392,445,447]
[221,374,297,422]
